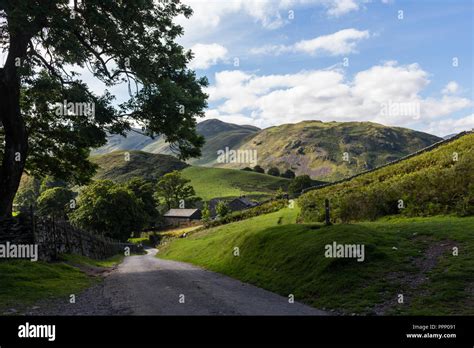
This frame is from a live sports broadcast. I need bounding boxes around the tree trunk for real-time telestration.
[0,35,29,219]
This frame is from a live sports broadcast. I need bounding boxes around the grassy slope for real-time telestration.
[90,150,188,182]
[159,207,474,315]
[181,166,290,201]
[0,254,123,312]
[299,132,474,222]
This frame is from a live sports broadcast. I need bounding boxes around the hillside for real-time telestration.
[89,151,287,201]
[158,207,474,315]
[181,166,289,201]
[189,119,260,166]
[218,121,441,181]
[91,119,260,166]
[90,151,188,182]
[298,132,474,222]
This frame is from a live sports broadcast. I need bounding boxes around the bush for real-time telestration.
[216,201,230,218]
[70,180,147,241]
[253,165,265,173]
[281,169,296,179]
[267,167,280,176]
[288,175,313,195]
[37,187,75,218]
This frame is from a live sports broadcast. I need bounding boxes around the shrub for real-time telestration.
[267,167,280,177]
[281,169,296,179]
[253,165,265,173]
[288,175,313,195]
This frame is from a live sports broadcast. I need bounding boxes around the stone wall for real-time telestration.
[0,214,142,261]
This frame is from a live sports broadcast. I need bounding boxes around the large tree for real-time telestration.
[0,0,208,218]
[155,170,198,210]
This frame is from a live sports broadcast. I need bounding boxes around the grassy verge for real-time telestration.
[158,208,474,315]
[181,166,289,201]
[0,253,123,313]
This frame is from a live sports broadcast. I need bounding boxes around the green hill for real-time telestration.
[158,207,474,315]
[90,151,188,182]
[181,166,289,201]
[299,132,474,222]
[90,151,287,201]
[219,120,441,181]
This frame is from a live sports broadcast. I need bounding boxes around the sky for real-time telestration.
[172,0,474,136]
[2,0,472,137]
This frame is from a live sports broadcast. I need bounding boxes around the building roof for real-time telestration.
[231,197,258,207]
[164,209,200,218]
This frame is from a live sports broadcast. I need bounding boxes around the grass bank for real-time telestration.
[158,208,474,315]
[0,253,123,313]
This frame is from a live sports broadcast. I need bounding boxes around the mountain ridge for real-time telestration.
[93,119,442,181]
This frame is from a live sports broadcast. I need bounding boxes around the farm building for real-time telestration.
[163,209,202,226]
[228,197,258,211]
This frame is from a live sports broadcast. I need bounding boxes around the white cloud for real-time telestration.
[206,62,472,133]
[177,0,364,43]
[442,81,459,94]
[327,0,360,17]
[188,43,228,70]
[251,29,370,56]
[425,114,474,136]
[295,28,370,55]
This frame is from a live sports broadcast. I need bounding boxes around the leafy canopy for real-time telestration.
[1,0,208,186]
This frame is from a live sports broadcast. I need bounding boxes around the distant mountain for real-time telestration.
[443,133,458,140]
[92,119,442,182]
[92,119,260,166]
[216,121,442,181]
[190,119,260,166]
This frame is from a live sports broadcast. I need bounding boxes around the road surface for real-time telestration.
[30,248,327,316]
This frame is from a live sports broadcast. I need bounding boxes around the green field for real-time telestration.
[181,166,289,201]
[0,254,123,313]
[158,207,474,315]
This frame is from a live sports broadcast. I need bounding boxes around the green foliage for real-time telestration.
[267,167,280,176]
[37,187,75,218]
[281,169,296,179]
[253,165,265,173]
[124,177,160,230]
[288,175,313,195]
[39,176,67,194]
[13,175,40,211]
[241,167,253,171]
[216,201,230,218]
[201,202,211,224]
[299,134,474,222]
[274,187,286,199]
[69,180,146,241]
[155,171,199,210]
[0,0,208,216]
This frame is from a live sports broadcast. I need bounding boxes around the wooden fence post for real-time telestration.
[325,199,332,226]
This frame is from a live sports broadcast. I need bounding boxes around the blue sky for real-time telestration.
[173,0,473,136]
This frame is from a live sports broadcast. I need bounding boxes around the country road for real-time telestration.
[30,248,327,316]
